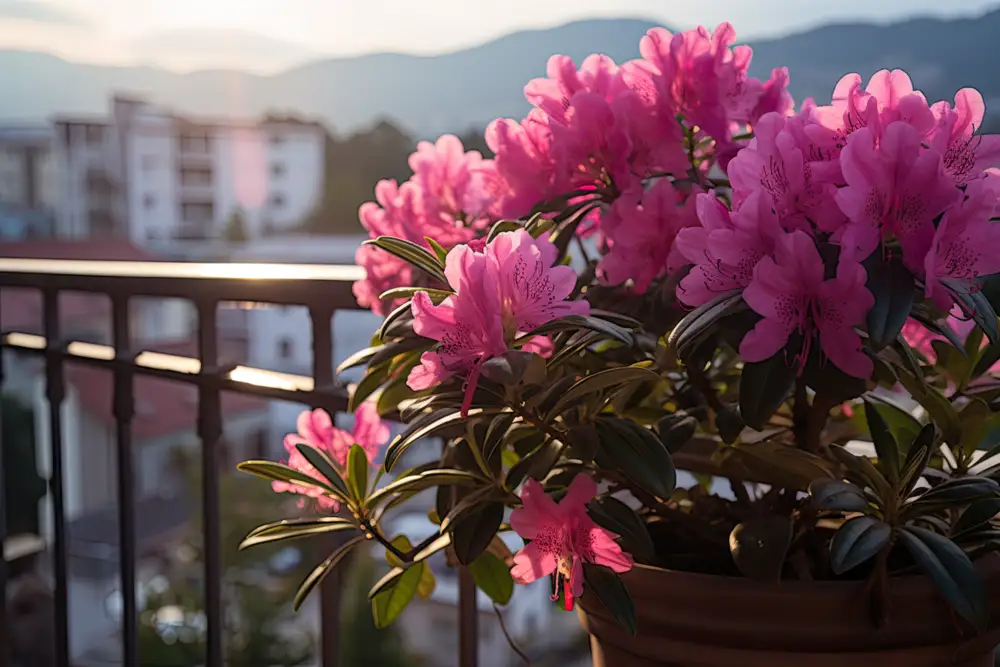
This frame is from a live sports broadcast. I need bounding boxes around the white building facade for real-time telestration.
[52,96,328,247]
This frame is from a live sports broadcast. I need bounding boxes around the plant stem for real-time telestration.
[793,378,809,449]
[804,393,836,455]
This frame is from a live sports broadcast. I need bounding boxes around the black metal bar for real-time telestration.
[111,295,138,666]
[42,289,70,667]
[310,304,341,667]
[458,567,479,667]
[197,300,224,667]
[0,286,9,667]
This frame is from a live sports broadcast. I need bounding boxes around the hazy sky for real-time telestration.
[0,0,997,71]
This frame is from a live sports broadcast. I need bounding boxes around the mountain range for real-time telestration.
[1,9,999,136]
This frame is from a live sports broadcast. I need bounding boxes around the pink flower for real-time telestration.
[835,122,960,266]
[272,403,390,510]
[928,88,1000,186]
[525,54,619,126]
[510,475,632,611]
[728,112,846,234]
[407,229,588,415]
[740,230,875,378]
[923,177,1000,310]
[598,180,700,291]
[409,134,496,228]
[486,111,561,219]
[675,190,783,307]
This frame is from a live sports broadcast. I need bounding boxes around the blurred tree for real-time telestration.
[224,207,250,244]
[457,128,493,158]
[3,395,45,536]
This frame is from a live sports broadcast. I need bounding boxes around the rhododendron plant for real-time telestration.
[241,20,1000,643]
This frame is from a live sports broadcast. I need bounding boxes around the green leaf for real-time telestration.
[669,291,746,359]
[385,408,500,471]
[293,534,366,611]
[899,424,937,496]
[364,236,447,282]
[237,459,343,500]
[424,237,449,264]
[595,418,676,498]
[866,395,923,452]
[551,201,599,263]
[714,405,745,445]
[909,476,1000,507]
[897,526,990,630]
[973,342,1000,379]
[240,518,358,550]
[487,220,524,241]
[505,438,563,489]
[336,345,382,375]
[525,314,634,347]
[582,564,636,636]
[829,445,893,499]
[808,478,868,512]
[479,351,537,386]
[944,281,999,344]
[367,470,486,507]
[483,413,517,469]
[657,415,697,453]
[725,441,837,490]
[346,444,369,504]
[893,367,962,448]
[739,353,797,431]
[378,286,453,303]
[587,497,654,563]
[960,398,995,455]
[294,444,351,502]
[954,498,1000,536]
[548,366,660,419]
[452,502,505,565]
[372,561,424,628]
[866,255,915,351]
[349,363,392,413]
[829,516,891,575]
[863,399,900,484]
[468,551,514,605]
[566,423,601,463]
[729,515,793,582]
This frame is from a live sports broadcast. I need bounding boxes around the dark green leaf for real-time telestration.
[487,220,524,241]
[364,236,447,282]
[483,413,517,470]
[974,343,1000,379]
[378,286,453,303]
[829,445,893,498]
[809,479,868,512]
[910,476,1000,506]
[669,291,746,358]
[866,395,923,452]
[897,526,990,629]
[657,415,697,453]
[479,351,536,386]
[349,363,392,412]
[294,444,351,502]
[587,497,654,563]
[452,502,505,565]
[527,314,634,348]
[729,515,793,582]
[346,444,369,503]
[595,418,676,498]
[866,256,915,351]
[900,424,937,496]
[714,405,745,445]
[293,534,365,610]
[909,309,967,356]
[468,552,514,605]
[829,516,891,575]
[548,366,660,419]
[237,460,340,497]
[367,469,486,507]
[864,399,900,484]
[386,408,500,471]
[336,345,382,375]
[739,353,796,431]
[566,423,601,463]
[424,237,449,264]
[506,438,563,489]
[552,202,599,263]
[582,564,636,636]
[240,518,357,550]
[372,561,424,628]
[955,498,1000,536]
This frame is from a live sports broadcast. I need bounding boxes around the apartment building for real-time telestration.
[52,95,327,247]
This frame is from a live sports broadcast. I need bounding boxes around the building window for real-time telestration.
[181,202,214,223]
[144,194,156,210]
[269,193,285,209]
[180,167,212,187]
[270,162,285,178]
[277,337,293,360]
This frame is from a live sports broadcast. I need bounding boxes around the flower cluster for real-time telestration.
[676,71,1000,377]
[353,136,501,314]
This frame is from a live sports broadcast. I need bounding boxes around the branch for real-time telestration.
[493,603,532,665]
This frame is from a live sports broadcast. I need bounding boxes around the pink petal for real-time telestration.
[560,474,598,512]
[406,351,453,391]
[510,542,559,585]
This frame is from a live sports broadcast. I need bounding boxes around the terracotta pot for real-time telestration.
[579,555,1000,667]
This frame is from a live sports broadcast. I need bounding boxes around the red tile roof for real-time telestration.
[65,363,268,440]
[0,239,162,261]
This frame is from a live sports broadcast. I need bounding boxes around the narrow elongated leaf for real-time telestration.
[587,497,654,562]
[864,400,900,484]
[347,444,369,504]
[293,534,365,610]
[378,286,453,303]
[670,292,747,358]
[829,445,893,498]
[729,515,793,582]
[548,366,660,419]
[487,220,524,240]
[595,418,675,498]
[367,470,486,507]
[897,526,990,630]
[945,282,1000,344]
[237,460,341,498]
[739,353,796,431]
[349,363,392,412]
[954,498,1000,536]
[808,478,868,512]
[909,476,1000,507]
[468,552,514,605]
[240,518,357,550]
[582,564,637,636]
[829,516,891,575]
[506,438,563,489]
[294,444,351,501]
[900,424,937,496]
[866,256,915,350]
[386,408,499,471]
[364,236,447,282]
[372,561,424,628]
[425,237,449,264]
[866,395,923,451]
[452,502,504,565]
[525,314,634,347]
[336,345,382,375]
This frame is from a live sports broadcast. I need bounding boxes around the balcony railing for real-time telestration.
[0,258,482,667]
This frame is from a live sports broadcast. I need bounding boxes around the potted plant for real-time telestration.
[239,21,1000,666]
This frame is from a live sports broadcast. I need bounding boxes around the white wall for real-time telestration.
[127,112,177,245]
